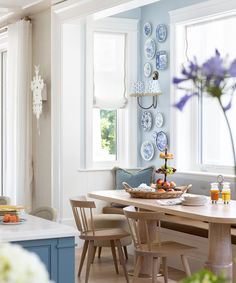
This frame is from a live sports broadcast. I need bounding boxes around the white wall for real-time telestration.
[31,9,51,209]
[61,24,116,224]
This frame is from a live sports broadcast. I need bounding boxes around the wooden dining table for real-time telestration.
[88,189,236,281]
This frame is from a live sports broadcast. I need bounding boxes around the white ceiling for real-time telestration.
[0,0,66,23]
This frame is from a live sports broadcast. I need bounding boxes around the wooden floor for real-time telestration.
[75,247,186,283]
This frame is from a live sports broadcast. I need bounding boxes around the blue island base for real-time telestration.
[14,237,75,283]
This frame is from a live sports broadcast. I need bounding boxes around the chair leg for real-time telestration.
[123,246,128,260]
[116,239,129,283]
[110,240,119,274]
[98,246,102,259]
[85,240,95,283]
[181,255,191,276]
[156,257,161,275]
[78,240,88,277]
[162,257,168,283]
[91,246,97,263]
[133,255,141,282]
[152,257,158,283]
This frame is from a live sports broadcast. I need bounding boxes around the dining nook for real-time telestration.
[0,0,236,282]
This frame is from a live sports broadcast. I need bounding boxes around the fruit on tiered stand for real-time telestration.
[155,148,177,192]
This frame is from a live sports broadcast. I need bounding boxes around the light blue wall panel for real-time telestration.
[138,0,208,168]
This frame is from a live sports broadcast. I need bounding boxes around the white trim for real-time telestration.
[51,11,63,219]
[52,0,159,21]
[77,167,141,172]
[169,0,236,24]
[175,171,235,182]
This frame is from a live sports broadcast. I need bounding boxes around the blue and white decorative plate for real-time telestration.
[156,131,168,152]
[144,38,156,60]
[156,24,167,42]
[155,112,164,128]
[156,50,168,70]
[141,111,152,131]
[143,22,152,37]
[144,62,152,78]
[140,141,155,161]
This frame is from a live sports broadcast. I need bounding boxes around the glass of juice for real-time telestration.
[210,183,219,204]
[221,182,231,204]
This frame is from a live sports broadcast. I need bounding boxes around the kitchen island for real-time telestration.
[0,214,78,283]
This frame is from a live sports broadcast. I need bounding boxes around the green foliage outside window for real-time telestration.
[100,110,117,155]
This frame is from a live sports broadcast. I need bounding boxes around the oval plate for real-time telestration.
[143,22,152,37]
[156,131,168,152]
[140,141,154,161]
[144,38,156,60]
[156,24,167,42]
[155,112,164,128]
[144,62,152,78]
[141,111,152,131]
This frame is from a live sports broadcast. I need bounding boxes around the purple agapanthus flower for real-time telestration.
[229,59,236,76]
[223,100,232,111]
[173,49,236,177]
[173,93,198,111]
[173,49,236,109]
[201,49,225,80]
[173,59,199,85]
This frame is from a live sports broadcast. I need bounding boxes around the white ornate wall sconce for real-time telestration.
[31,65,47,134]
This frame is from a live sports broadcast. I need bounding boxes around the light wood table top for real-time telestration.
[88,190,236,224]
[88,189,236,281]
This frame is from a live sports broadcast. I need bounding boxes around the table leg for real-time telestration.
[205,223,232,282]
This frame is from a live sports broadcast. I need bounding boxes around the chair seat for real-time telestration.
[92,214,132,247]
[136,241,197,257]
[80,228,130,240]
[92,214,128,229]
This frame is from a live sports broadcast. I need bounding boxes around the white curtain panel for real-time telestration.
[5,20,33,207]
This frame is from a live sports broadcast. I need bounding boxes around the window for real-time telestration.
[171,2,236,174]
[86,18,138,168]
[92,31,126,163]
[93,109,117,162]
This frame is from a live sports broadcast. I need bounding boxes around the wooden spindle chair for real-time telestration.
[70,197,130,283]
[123,206,196,283]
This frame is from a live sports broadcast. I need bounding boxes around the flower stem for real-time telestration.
[218,98,236,179]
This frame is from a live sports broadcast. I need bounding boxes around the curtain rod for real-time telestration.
[0,16,31,34]
[0,27,7,34]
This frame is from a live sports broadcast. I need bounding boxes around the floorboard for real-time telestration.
[75,247,186,282]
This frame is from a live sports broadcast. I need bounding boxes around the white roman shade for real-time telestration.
[93,32,127,109]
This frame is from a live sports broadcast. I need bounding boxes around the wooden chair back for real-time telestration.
[123,206,167,251]
[70,196,96,234]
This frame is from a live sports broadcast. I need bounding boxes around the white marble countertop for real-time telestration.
[0,215,78,242]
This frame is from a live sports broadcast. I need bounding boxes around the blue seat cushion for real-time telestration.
[114,166,155,190]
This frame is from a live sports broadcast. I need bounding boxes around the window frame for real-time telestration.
[85,17,138,169]
[0,33,7,195]
[170,0,236,175]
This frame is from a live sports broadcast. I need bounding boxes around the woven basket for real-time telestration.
[123,182,192,199]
